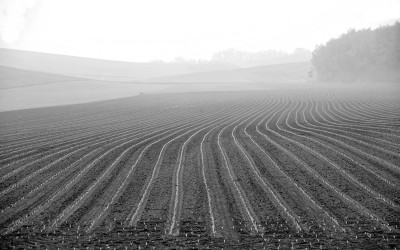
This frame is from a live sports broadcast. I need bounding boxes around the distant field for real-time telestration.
[0,61,313,112]
[0,85,399,248]
[0,66,80,89]
[146,62,312,83]
[0,80,167,112]
[0,48,237,81]
[0,48,312,113]
[0,66,168,112]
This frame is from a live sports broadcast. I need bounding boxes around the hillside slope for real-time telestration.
[0,48,237,81]
[0,66,166,112]
[0,66,81,89]
[145,62,312,83]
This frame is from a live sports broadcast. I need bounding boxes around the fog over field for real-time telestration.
[0,0,400,249]
[0,50,316,111]
[0,0,399,110]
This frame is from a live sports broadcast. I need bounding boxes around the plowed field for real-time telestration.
[1,86,400,249]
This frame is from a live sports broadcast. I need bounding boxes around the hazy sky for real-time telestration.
[0,0,399,62]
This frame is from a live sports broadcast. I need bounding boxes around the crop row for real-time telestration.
[0,88,399,248]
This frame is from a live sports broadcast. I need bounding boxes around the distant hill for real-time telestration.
[0,48,238,81]
[145,62,312,83]
[0,49,312,111]
[0,66,81,89]
[211,48,312,68]
[0,65,166,112]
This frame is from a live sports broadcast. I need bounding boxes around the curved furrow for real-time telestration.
[0,101,135,128]
[0,107,201,169]
[252,100,362,229]
[324,97,396,127]
[218,99,293,231]
[0,119,144,159]
[0,109,139,145]
[318,100,400,142]
[49,97,254,232]
[0,134,140,197]
[86,100,248,233]
[314,97,400,137]
[234,100,344,232]
[124,126,214,229]
[0,100,233,184]
[247,98,345,228]
[355,100,400,119]
[0,96,180,131]
[2,142,132,234]
[343,98,400,120]
[0,147,82,197]
[0,99,211,152]
[301,101,400,174]
[279,98,399,209]
[308,100,400,156]
[0,117,159,167]
[2,100,240,233]
[1,89,399,247]
[231,114,302,232]
[166,99,275,237]
[0,93,213,131]
[301,101,400,183]
[0,99,164,135]
[217,124,259,233]
[292,100,400,188]
[314,100,400,147]
[0,146,107,230]
[199,128,218,236]
[126,98,262,231]
[202,126,245,240]
[118,97,263,238]
[332,99,399,127]
[256,98,393,231]
[4,124,189,233]
[0,149,39,165]
[367,97,400,115]
[198,109,266,238]
[166,126,211,236]
[88,123,207,233]
[0,103,216,163]
[0,147,103,215]
[0,110,200,197]
[0,109,193,168]
[310,98,399,144]
[0,94,219,152]
[323,99,400,139]
[243,123,344,232]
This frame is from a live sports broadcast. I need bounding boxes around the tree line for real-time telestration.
[312,22,400,82]
[150,48,311,68]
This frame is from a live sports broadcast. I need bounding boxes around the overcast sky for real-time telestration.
[0,0,399,62]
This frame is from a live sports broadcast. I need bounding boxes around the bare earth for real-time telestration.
[0,84,399,249]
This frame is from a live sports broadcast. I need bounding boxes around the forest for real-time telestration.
[312,22,400,82]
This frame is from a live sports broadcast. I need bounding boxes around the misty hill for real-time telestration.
[0,48,238,81]
[0,66,81,89]
[145,62,312,83]
[211,48,312,67]
[0,65,167,112]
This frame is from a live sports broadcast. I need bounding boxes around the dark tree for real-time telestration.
[312,22,400,82]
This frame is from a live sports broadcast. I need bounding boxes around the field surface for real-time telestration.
[0,85,400,249]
